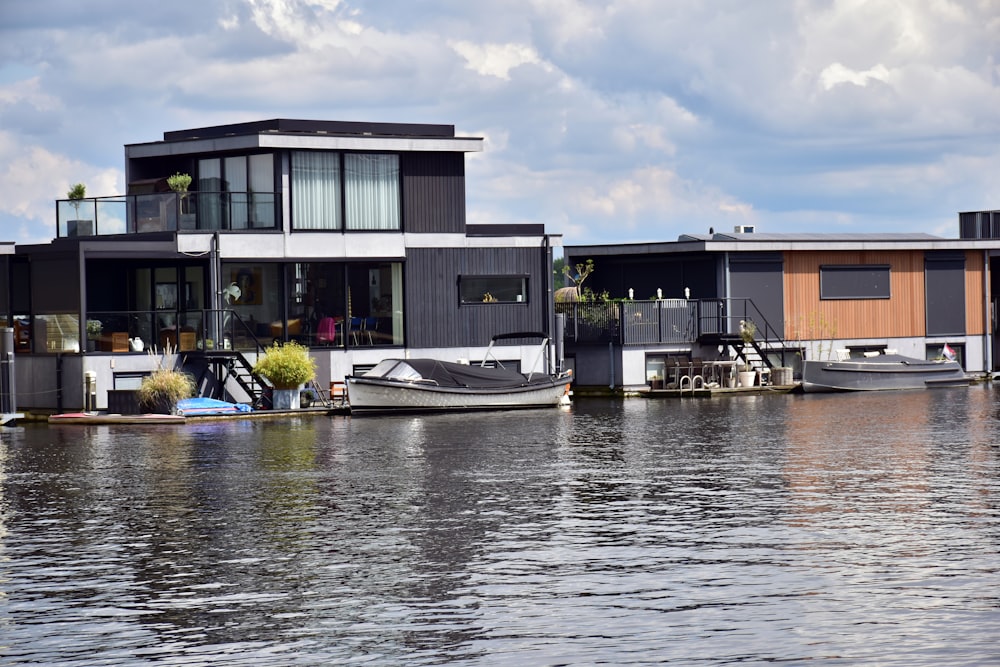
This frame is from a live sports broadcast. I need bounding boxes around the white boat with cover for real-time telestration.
[345,332,572,413]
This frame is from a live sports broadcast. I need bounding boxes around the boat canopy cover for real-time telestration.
[177,397,253,415]
[364,359,551,388]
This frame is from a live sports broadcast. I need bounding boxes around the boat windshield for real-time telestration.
[364,360,423,381]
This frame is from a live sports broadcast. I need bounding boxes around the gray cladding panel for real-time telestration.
[402,153,466,234]
[32,256,81,314]
[925,255,965,335]
[729,259,784,336]
[406,247,548,348]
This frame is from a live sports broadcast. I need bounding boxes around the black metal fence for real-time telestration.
[561,298,781,347]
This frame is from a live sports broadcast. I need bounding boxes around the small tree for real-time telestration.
[167,172,192,193]
[67,183,86,218]
[562,258,595,300]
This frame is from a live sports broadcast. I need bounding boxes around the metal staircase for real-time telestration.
[695,298,790,378]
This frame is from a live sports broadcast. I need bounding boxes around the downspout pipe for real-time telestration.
[984,249,991,374]
[209,232,221,344]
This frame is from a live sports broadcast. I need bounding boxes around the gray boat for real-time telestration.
[801,353,968,393]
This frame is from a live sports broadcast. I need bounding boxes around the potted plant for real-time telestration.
[253,341,316,410]
[167,172,192,193]
[738,362,757,388]
[85,319,102,351]
[66,182,92,236]
[739,319,756,345]
[137,347,195,414]
[167,172,195,226]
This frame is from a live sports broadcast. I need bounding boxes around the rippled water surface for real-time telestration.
[1,387,999,665]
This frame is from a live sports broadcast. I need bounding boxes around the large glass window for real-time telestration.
[292,152,342,230]
[222,262,283,346]
[197,154,275,230]
[820,265,890,299]
[285,261,404,347]
[459,275,528,304]
[345,154,400,230]
[291,152,400,231]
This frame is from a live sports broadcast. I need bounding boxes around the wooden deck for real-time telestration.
[642,382,800,398]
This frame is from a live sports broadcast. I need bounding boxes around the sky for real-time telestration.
[1,0,998,247]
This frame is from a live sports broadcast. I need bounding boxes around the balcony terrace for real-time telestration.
[561,298,792,367]
[56,191,281,238]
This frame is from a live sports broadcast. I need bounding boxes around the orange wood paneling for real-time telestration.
[783,251,924,340]
[784,250,988,340]
[965,251,986,335]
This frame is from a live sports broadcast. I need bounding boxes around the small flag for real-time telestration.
[943,343,956,361]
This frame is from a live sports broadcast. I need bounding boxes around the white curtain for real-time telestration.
[225,156,248,229]
[345,154,400,230]
[292,151,341,230]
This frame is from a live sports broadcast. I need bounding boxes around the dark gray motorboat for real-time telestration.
[801,353,968,393]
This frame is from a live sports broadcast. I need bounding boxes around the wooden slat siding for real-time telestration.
[964,250,986,335]
[405,247,547,348]
[783,250,927,339]
[401,152,466,234]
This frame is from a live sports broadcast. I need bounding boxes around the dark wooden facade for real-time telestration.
[405,246,551,348]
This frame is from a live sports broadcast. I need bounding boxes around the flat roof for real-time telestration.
[126,118,484,158]
[566,231,1000,256]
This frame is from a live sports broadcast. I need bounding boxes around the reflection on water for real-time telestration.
[1,389,998,665]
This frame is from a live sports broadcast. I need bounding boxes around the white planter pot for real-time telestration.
[272,388,300,410]
[738,371,757,388]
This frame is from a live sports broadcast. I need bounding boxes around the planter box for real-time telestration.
[772,367,793,386]
[107,389,140,415]
[67,219,93,237]
[272,388,300,410]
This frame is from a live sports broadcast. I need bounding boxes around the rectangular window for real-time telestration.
[292,151,342,230]
[345,154,400,230]
[459,276,527,304]
[926,342,963,368]
[820,265,890,299]
[285,261,404,347]
[197,154,275,230]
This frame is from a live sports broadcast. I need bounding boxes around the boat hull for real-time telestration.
[346,376,572,413]
[801,355,967,393]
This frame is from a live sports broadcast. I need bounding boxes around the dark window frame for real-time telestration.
[458,274,529,305]
[820,264,891,300]
[290,150,401,233]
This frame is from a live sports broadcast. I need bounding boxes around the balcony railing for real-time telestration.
[56,191,281,238]
[561,298,783,348]
[560,300,696,345]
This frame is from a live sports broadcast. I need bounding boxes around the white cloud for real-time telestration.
[449,40,546,80]
[0,0,997,246]
[819,63,892,90]
[0,131,122,243]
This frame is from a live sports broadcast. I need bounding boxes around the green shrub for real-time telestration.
[137,369,195,412]
[253,341,316,389]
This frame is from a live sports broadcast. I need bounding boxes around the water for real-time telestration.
[1,387,998,665]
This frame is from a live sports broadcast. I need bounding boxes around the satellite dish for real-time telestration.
[223,282,242,304]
